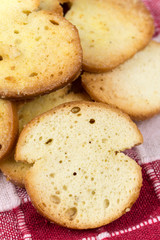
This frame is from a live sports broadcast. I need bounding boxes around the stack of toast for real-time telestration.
[0,0,158,229]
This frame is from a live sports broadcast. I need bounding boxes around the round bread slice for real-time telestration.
[82,41,160,121]
[39,0,63,15]
[15,102,143,229]
[0,86,89,187]
[0,100,18,161]
[0,0,82,99]
[65,0,154,72]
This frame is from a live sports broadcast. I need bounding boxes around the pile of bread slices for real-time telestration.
[0,0,159,229]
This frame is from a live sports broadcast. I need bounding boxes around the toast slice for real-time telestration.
[0,0,82,99]
[0,100,18,161]
[65,0,154,72]
[82,41,160,121]
[15,101,143,229]
[0,86,89,187]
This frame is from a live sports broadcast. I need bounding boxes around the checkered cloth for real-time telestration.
[0,1,160,239]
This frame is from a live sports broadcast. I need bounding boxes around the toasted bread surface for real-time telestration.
[0,86,89,187]
[15,102,143,228]
[0,0,82,99]
[82,41,160,120]
[66,0,154,72]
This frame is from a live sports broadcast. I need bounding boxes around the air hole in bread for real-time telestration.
[10,66,15,70]
[15,39,21,44]
[117,168,120,171]
[117,199,120,204]
[58,71,63,76]
[50,20,59,26]
[49,173,55,178]
[5,76,15,82]
[92,191,95,195]
[50,195,60,204]
[71,107,80,114]
[42,202,46,208]
[63,185,67,191]
[104,199,110,208]
[102,138,107,143]
[14,30,19,34]
[22,10,31,16]
[89,118,95,124]
[35,37,41,41]
[73,172,77,176]
[39,136,42,141]
[59,160,62,164]
[55,190,60,195]
[65,207,77,221]
[45,139,53,145]
[69,194,72,197]
[29,72,38,77]
[89,141,91,144]
[91,177,94,181]
[44,26,49,30]
[0,56,3,61]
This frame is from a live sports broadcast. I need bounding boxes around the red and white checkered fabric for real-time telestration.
[0,1,160,239]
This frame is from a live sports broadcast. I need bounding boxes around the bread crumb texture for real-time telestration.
[16,102,142,229]
[0,85,89,187]
[66,0,154,72]
[82,41,160,121]
[0,0,82,98]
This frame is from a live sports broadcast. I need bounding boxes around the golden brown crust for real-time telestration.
[0,152,31,187]
[24,148,142,229]
[82,41,160,121]
[15,101,143,162]
[0,100,19,161]
[0,9,82,99]
[82,78,160,121]
[66,0,154,73]
[15,101,142,229]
